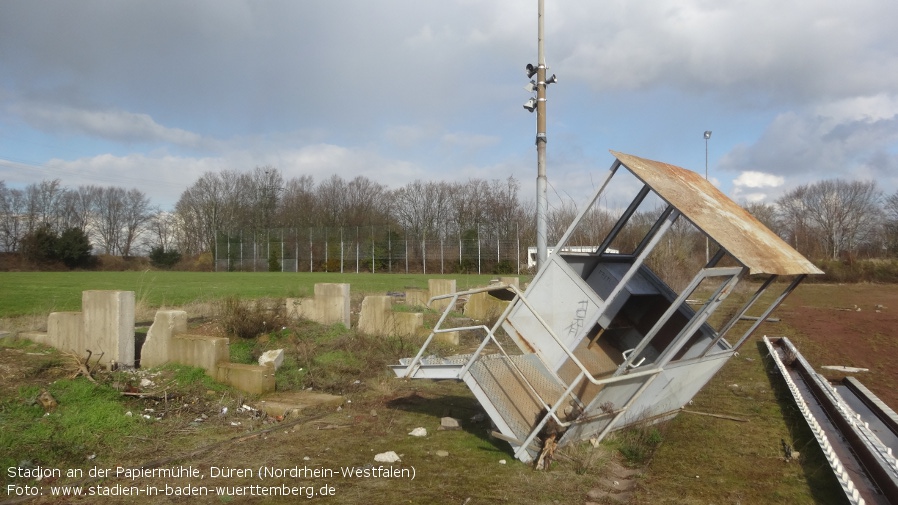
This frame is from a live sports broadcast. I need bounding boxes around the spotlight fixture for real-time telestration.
[523,97,537,112]
[704,130,712,140]
[526,63,538,78]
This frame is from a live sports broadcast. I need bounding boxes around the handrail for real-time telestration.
[399,282,666,460]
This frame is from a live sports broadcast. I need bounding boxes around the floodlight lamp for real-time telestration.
[524,80,538,93]
[526,63,538,78]
[704,130,712,139]
[523,97,537,112]
[544,74,557,85]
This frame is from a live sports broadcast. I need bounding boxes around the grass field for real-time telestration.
[0,271,503,318]
[1,276,892,504]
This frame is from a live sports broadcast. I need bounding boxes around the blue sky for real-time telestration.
[2,0,898,211]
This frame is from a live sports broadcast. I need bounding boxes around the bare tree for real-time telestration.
[279,175,316,228]
[777,180,882,259]
[0,182,27,252]
[118,188,152,257]
[93,186,126,255]
[884,191,898,256]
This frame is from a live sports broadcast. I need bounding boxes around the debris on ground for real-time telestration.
[374,451,401,463]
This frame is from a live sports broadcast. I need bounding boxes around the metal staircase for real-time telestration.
[390,285,578,463]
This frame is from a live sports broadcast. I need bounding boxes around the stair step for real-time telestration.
[466,354,568,444]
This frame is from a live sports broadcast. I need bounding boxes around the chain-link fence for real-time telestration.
[214,227,528,275]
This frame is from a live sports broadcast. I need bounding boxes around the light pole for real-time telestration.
[524,0,556,270]
[704,130,712,263]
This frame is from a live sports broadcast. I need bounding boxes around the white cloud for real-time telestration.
[733,171,784,189]
[10,100,210,148]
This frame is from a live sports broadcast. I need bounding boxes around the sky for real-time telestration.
[2,0,898,212]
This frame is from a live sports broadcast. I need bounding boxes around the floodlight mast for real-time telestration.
[535,0,548,269]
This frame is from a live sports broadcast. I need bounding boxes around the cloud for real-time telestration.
[10,100,210,149]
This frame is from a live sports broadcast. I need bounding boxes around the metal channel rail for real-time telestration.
[765,336,898,505]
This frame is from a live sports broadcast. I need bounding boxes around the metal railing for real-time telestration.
[397,283,663,460]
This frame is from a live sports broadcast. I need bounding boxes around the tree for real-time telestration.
[884,191,898,256]
[118,188,152,257]
[56,227,92,268]
[0,182,26,252]
[149,246,181,269]
[776,179,882,259]
[20,223,58,264]
[93,186,126,255]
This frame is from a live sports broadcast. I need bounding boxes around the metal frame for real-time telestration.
[391,152,822,462]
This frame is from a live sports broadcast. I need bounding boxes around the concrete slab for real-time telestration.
[428,279,457,311]
[256,390,344,418]
[217,362,276,395]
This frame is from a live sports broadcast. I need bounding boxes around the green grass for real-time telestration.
[0,271,504,317]
[0,379,150,482]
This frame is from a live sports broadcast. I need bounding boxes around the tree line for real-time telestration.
[2,166,898,269]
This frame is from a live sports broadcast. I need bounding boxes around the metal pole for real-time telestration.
[535,0,549,270]
[704,130,712,264]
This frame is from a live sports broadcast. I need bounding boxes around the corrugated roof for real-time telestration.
[611,151,823,276]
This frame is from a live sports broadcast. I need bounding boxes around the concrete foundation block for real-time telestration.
[82,290,135,367]
[428,279,457,311]
[256,391,343,418]
[432,330,460,346]
[170,334,229,376]
[47,311,84,355]
[217,362,276,395]
[18,331,50,346]
[140,310,188,368]
[287,283,351,328]
[405,288,428,308]
[464,291,510,322]
[498,276,520,288]
[358,296,393,336]
[394,312,424,338]
[358,296,423,337]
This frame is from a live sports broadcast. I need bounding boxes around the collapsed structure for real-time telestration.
[391,151,823,463]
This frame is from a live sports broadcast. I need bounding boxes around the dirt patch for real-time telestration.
[776,283,898,406]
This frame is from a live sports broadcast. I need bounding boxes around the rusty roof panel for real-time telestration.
[611,151,823,276]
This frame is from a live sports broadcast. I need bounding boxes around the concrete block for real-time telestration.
[256,391,343,418]
[18,331,50,346]
[358,296,423,338]
[498,276,520,288]
[358,296,393,336]
[464,291,510,322]
[47,311,84,355]
[217,362,276,395]
[82,290,135,367]
[170,334,229,376]
[259,349,285,370]
[428,279,457,311]
[405,288,428,308]
[432,330,460,346]
[394,312,424,338]
[287,283,351,328]
[140,310,188,368]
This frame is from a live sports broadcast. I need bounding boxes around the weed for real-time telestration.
[607,422,664,465]
[219,296,287,339]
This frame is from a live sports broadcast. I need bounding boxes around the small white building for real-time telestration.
[526,246,618,269]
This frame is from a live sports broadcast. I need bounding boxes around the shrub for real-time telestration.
[219,296,287,339]
[56,228,92,268]
[20,225,92,269]
[149,246,182,269]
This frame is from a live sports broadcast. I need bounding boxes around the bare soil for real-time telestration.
[776,283,898,406]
